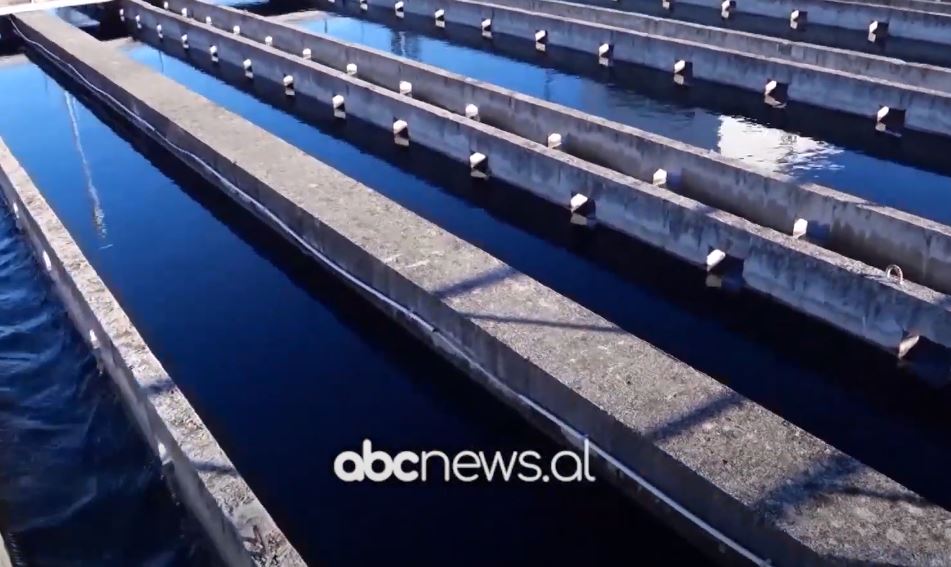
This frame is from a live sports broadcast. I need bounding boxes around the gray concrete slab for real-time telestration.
[11,10,951,565]
[0,67,304,567]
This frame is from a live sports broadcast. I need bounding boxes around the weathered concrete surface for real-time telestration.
[124,0,951,360]
[14,10,951,565]
[0,77,304,567]
[478,0,951,93]
[165,0,951,302]
[670,0,951,44]
[329,0,951,138]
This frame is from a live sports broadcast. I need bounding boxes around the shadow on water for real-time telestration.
[13,51,712,565]
[0,207,213,565]
[115,33,951,517]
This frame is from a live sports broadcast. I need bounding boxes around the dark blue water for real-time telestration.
[0,196,209,564]
[298,10,951,226]
[121,35,951,513]
[0,58,707,564]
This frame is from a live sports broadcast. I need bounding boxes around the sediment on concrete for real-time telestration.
[159,0,951,304]
[0,91,304,567]
[471,0,951,93]
[13,11,951,565]
[669,0,951,44]
[325,0,951,138]
[121,0,951,362]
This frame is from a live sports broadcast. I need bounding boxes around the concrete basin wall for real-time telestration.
[14,12,951,564]
[325,0,951,138]
[0,135,304,567]
[672,0,951,44]
[480,0,951,93]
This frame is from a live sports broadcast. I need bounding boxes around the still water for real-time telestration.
[0,56,705,564]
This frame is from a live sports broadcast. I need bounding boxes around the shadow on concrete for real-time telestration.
[433,265,519,299]
[645,390,744,445]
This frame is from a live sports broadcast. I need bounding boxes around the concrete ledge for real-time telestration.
[13,12,951,565]
[669,0,951,45]
[0,105,304,566]
[161,0,951,305]
[328,0,951,138]
[479,0,951,93]
[123,0,951,361]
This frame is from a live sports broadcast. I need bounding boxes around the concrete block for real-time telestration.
[469,152,489,178]
[789,9,806,30]
[332,94,346,118]
[535,29,547,51]
[764,80,788,108]
[597,42,612,66]
[393,119,409,146]
[673,59,692,86]
[868,20,888,44]
[569,193,595,226]
[876,105,905,135]
[464,103,480,121]
[720,0,735,19]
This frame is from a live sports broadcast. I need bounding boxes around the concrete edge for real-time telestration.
[0,137,306,567]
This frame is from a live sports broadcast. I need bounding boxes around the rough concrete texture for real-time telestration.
[0,123,304,564]
[345,0,951,138]
[479,0,951,93]
[163,0,951,305]
[125,0,951,360]
[672,0,951,44]
[14,10,951,564]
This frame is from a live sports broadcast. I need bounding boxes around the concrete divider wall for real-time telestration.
[0,137,305,567]
[673,0,951,44]
[357,0,951,137]
[148,0,951,302]
[121,2,951,358]
[16,12,951,564]
[481,0,951,93]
